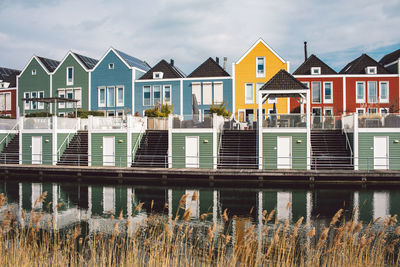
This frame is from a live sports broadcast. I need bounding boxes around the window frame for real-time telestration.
[368,108,377,114]
[192,82,201,105]
[98,87,106,108]
[311,81,321,104]
[143,85,151,106]
[202,82,212,105]
[108,63,114,69]
[366,66,377,74]
[380,108,389,114]
[66,88,74,108]
[116,86,124,107]
[163,85,171,105]
[152,85,161,106]
[356,81,365,103]
[245,83,254,104]
[323,82,333,104]
[379,81,389,103]
[31,91,37,110]
[213,82,223,104]
[38,91,45,110]
[74,88,82,108]
[153,72,163,79]
[107,86,115,107]
[32,69,36,76]
[367,81,377,103]
[66,67,74,86]
[256,57,265,78]
[24,92,31,110]
[356,108,365,115]
[311,67,321,75]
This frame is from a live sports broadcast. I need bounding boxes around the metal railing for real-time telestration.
[92,117,126,130]
[172,114,213,129]
[57,132,75,161]
[262,114,307,128]
[358,113,400,128]
[23,117,52,129]
[311,115,342,129]
[0,120,18,152]
[131,121,146,164]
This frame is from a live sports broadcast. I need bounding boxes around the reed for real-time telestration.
[0,192,399,266]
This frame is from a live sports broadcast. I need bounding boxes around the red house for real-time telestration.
[339,54,399,115]
[0,67,20,118]
[292,54,343,117]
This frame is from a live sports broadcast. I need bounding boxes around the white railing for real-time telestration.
[311,115,342,129]
[0,118,17,130]
[172,114,213,129]
[131,120,146,162]
[57,132,74,161]
[342,114,354,132]
[358,113,400,128]
[0,120,19,152]
[92,117,126,130]
[80,119,89,130]
[130,116,147,132]
[263,114,307,128]
[23,117,52,129]
[57,117,78,130]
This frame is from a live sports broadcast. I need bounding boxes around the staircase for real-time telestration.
[0,134,19,164]
[57,131,88,166]
[218,130,258,169]
[132,130,168,168]
[311,130,353,170]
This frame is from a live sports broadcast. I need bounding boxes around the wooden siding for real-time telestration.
[91,133,127,167]
[21,133,52,165]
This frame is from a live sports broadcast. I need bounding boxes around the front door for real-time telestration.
[32,136,42,164]
[374,136,388,170]
[185,136,199,168]
[277,136,291,169]
[103,136,115,166]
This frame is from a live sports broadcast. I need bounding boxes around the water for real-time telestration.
[1,178,399,232]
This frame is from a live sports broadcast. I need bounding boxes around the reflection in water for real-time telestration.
[0,179,399,233]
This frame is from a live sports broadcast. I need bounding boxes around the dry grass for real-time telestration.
[0,192,399,266]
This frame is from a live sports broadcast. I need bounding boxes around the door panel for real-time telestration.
[277,136,291,169]
[374,136,388,170]
[103,136,115,166]
[185,136,199,168]
[32,136,42,165]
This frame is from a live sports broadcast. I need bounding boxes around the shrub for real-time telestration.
[145,103,173,117]
[209,101,231,118]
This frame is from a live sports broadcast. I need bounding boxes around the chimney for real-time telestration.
[304,41,308,62]
[170,59,174,66]
[216,57,219,65]
[223,57,227,70]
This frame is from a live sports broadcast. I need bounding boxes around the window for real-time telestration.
[379,82,389,103]
[365,66,377,74]
[311,67,321,75]
[116,86,124,106]
[153,72,163,79]
[323,82,333,103]
[324,108,333,117]
[356,108,365,115]
[24,92,30,110]
[74,88,81,108]
[0,93,11,111]
[203,82,212,105]
[256,57,265,77]
[213,82,223,104]
[32,69,36,75]
[108,63,114,69]
[31,92,37,110]
[367,81,377,103]
[58,89,65,108]
[107,111,115,117]
[107,86,115,107]
[143,86,151,106]
[356,82,365,103]
[380,108,389,114]
[163,85,171,105]
[66,67,74,85]
[311,82,321,103]
[66,89,74,108]
[38,91,44,109]
[368,108,377,114]
[255,83,267,104]
[98,87,106,107]
[245,83,254,104]
[192,83,201,104]
[153,85,161,105]
[301,82,309,88]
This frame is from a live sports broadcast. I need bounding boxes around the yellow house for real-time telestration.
[233,38,289,122]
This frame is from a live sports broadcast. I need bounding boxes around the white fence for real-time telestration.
[23,117,52,129]
[0,119,18,130]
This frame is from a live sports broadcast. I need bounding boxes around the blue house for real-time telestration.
[134,59,185,116]
[91,48,150,116]
[182,57,233,118]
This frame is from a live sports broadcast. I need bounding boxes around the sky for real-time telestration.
[0,0,399,74]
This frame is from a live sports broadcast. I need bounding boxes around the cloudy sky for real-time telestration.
[0,0,399,74]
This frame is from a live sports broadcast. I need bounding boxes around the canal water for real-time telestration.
[1,178,399,233]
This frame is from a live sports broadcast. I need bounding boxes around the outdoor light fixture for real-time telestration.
[203,140,208,143]
[296,139,302,143]
[119,139,124,143]
[45,139,49,143]
[394,140,399,144]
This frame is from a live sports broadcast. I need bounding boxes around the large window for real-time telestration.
[66,67,74,85]
[24,92,30,110]
[245,83,254,104]
[368,81,377,103]
[323,82,333,103]
[66,89,74,108]
[143,86,151,106]
[98,87,106,107]
[311,82,321,103]
[153,85,161,105]
[163,85,171,105]
[256,57,265,77]
[31,92,37,110]
[107,86,115,107]
[74,88,81,108]
[356,82,365,103]
[116,86,124,106]
[192,83,201,104]
[38,91,44,109]
[379,82,389,103]
[0,93,11,111]
[213,82,223,104]
[203,82,212,105]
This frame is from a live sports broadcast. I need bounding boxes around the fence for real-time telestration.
[311,115,342,129]
[262,114,307,128]
[0,118,18,130]
[23,117,52,129]
[57,117,79,130]
[92,117,126,130]
[172,114,213,129]
[358,113,400,128]
[147,117,168,130]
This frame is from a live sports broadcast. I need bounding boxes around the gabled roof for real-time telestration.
[73,52,98,70]
[0,67,20,87]
[339,54,390,74]
[379,48,400,66]
[114,49,150,71]
[235,38,286,65]
[188,57,230,78]
[139,59,185,80]
[293,54,337,75]
[260,69,309,91]
[36,56,60,73]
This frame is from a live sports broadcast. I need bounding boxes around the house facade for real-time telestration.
[379,49,400,74]
[135,59,185,116]
[183,57,233,118]
[233,38,289,123]
[18,56,60,115]
[0,67,20,118]
[91,48,150,116]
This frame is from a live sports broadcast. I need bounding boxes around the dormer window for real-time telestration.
[311,67,321,75]
[108,63,114,69]
[365,66,377,74]
[32,69,37,75]
[153,72,163,79]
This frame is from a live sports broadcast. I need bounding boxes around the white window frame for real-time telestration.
[32,69,36,76]
[153,72,163,79]
[380,108,389,114]
[0,93,5,111]
[116,86,124,107]
[107,86,115,107]
[245,83,254,104]
[66,67,74,86]
[379,81,389,103]
[31,91,37,110]
[366,66,377,74]
[108,63,114,69]
[311,67,321,75]
[213,82,223,104]
[368,108,377,114]
[356,81,365,103]
[98,87,106,108]
[66,88,74,108]
[74,88,82,108]
[152,85,161,106]
[256,57,265,78]
[367,81,377,103]
[107,110,115,117]
[143,86,151,106]
[311,82,321,104]
[192,82,201,105]
[323,82,333,104]
[324,107,333,116]
[356,108,365,115]
[38,91,44,110]
[256,83,266,104]
[202,82,212,105]
[163,85,171,105]
[4,92,11,111]
[24,92,30,110]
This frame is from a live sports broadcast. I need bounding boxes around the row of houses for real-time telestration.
[1,38,399,121]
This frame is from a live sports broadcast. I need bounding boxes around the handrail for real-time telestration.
[0,121,19,150]
[343,128,353,165]
[57,132,74,161]
[131,121,146,163]
[217,129,223,166]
